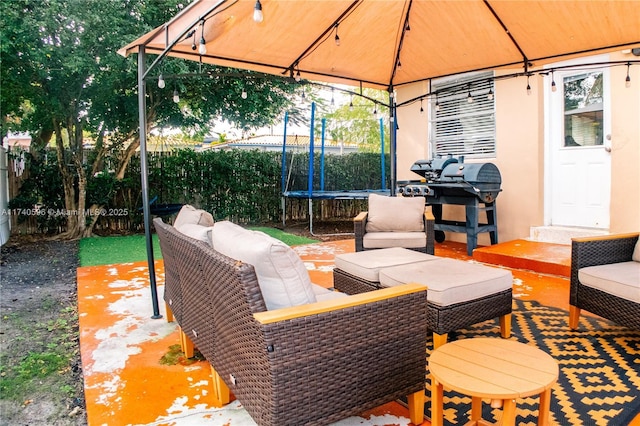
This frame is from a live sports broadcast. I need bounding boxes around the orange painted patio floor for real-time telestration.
[77,238,582,426]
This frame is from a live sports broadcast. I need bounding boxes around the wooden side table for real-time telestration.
[429,338,558,426]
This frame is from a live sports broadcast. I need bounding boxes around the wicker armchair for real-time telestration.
[569,232,640,330]
[155,218,430,426]
[354,209,435,254]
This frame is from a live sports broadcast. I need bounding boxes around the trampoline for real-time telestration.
[281,102,390,235]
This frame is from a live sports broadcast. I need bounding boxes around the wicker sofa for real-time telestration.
[153,215,430,426]
[569,232,640,330]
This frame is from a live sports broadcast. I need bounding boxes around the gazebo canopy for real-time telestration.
[119,0,640,90]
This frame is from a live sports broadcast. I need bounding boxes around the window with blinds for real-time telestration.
[429,72,496,158]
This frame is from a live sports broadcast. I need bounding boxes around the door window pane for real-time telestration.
[563,72,603,147]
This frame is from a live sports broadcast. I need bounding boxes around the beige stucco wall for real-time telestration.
[609,52,640,234]
[396,52,640,246]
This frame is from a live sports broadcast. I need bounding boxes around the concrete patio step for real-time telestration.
[473,239,571,277]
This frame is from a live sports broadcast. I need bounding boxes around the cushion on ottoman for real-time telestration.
[334,247,438,283]
[379,258,513,306]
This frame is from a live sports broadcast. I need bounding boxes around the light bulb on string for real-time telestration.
[331,88,335,105]
[295,69,301,82]
[467,89,473,103]
[191,30,197,51]
[435,93,440,112]
[158,74,165,89]
[253,0,263,23]
[349,95,353,110]
[241,89,248,99]
[198,21,207,55]
[625,63,631,88]
[487,88,494,101]
[199,37,207,55]
[526,75,531,95]
[173,89,180,103]
[419,98,424,114]
[551,71,557,92]
[334,24,340,46]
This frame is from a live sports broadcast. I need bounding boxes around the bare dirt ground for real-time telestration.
[0,221,352,426]
[0,237,86,426]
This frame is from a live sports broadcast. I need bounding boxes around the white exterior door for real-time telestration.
[546,61,611,229]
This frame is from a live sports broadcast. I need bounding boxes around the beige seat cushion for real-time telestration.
[174,204,214,229]
[363,232,426,250]
[579,262,640,303]
[211,221,317,310]
[365,193,426,232]
[379,258,513,306]
[334,247,438,282]
[633,238,640,262]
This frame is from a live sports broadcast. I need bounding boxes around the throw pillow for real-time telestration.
[174,204,214,229]
[365,193,425,232]
[176,223,213,244]
[211,221,317,310]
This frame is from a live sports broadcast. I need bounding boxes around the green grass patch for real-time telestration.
[249,227,318,246]
[0,306,79,400]
[79,228,315,267]
[79,234,162,267]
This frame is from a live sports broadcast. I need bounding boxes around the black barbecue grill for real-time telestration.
[398,155,502,255]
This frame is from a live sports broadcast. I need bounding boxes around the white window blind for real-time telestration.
[429,72,496,158]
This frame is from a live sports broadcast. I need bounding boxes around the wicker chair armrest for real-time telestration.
[254,282,426,325]
[354,211,368,252]
[423,208,435,255]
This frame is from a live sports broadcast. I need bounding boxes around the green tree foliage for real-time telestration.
[321,88,390,153]
[1,0,301,237]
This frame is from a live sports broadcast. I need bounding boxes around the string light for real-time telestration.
[241,89,248,99]
[191,30,197,51]
[487,87,494,101]
[295,69,301,82]
[331,87,335,105]
[253,0,263,23]
[349,95,353,110]
[526,75,531,95]
[173,88,180,103]
[397,59,402,70]
[419,98,424,114]
[198,21,207,55]
[157,73,165,89]
[551,70,557,92]
[334,24,340,46]
[467,86,473,103]
[626,63,631,88]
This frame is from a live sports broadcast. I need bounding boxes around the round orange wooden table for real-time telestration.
[429,338,558,426]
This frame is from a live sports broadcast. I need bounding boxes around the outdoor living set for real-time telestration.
[152,199,640,426]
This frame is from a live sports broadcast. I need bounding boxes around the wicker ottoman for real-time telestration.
[333,247,438,294]
[333,249,513,349]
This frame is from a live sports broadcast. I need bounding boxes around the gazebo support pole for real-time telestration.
[138,46,161,319]
[389,90,397,196]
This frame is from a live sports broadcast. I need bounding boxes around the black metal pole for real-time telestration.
[138,46,162,319]
[389,90,397,196]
